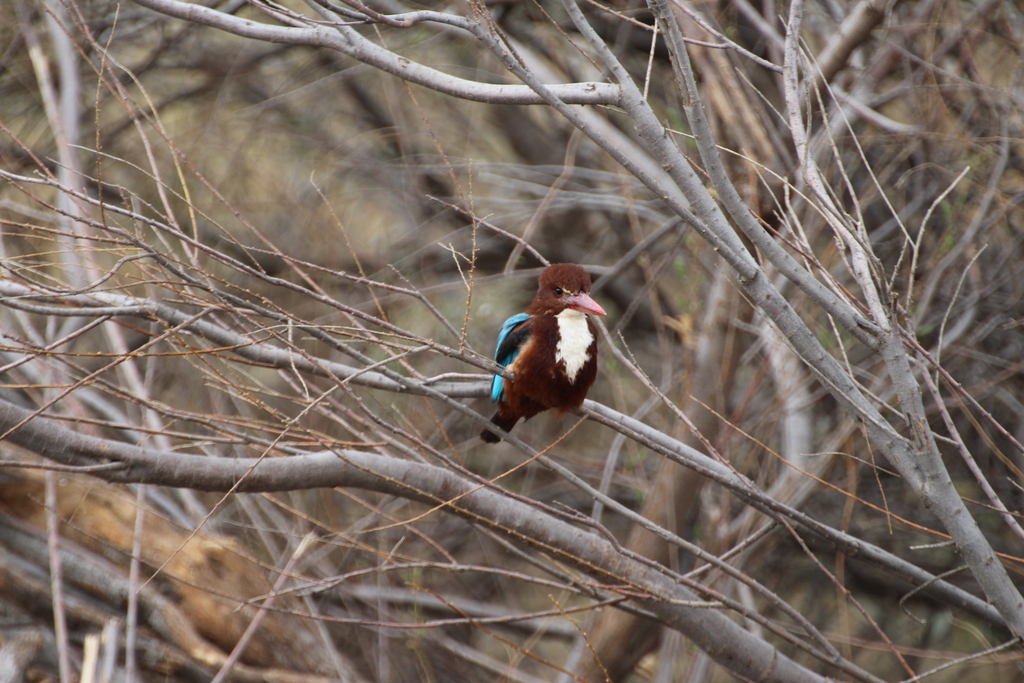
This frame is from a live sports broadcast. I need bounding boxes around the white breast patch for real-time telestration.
[555,309,593,384]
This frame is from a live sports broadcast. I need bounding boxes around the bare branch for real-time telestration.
[130,0,620,106]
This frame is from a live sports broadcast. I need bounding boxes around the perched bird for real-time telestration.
[481,263,607,443]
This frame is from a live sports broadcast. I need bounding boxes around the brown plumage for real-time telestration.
[481,264,607,443]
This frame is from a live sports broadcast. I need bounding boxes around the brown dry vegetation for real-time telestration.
[1,0,1024,681]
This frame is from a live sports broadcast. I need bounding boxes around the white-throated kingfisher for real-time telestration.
[481,264,607,443]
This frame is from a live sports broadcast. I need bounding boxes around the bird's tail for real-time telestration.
[480,412,519,443]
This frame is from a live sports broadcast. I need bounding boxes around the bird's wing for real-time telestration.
[491,313,533,402]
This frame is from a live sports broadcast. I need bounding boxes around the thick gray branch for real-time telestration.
[0,397,828,683]
[785,0,1024,639]
[645,0,882,351]
[129,0,619,106]
[582,402,1004,628]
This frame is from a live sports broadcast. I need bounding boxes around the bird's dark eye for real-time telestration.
[554,287,564,296]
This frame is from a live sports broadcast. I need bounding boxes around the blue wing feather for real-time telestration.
[490,313,531,402]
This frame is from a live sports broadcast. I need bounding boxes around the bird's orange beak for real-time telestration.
[565,292,607,316]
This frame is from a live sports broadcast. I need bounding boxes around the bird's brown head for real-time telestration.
[528,264,607,317]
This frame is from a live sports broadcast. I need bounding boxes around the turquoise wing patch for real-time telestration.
[490,313,531,402]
